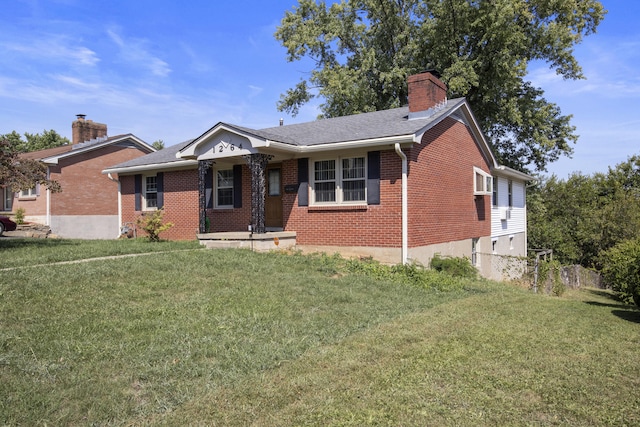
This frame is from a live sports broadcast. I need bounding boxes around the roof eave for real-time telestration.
[42,135,155,165]
[102,159,198,175]
[492,165,536,181]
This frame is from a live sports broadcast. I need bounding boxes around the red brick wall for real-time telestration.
[120,166,253,240]
[49,145,149,216]
[207,166,252,233]
[119,118,491,247]
[121,169,199,240]
[406,117,491,247]
[11,145,149,218]
[282,154,403,247]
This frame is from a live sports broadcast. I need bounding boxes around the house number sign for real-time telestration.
[218,138,243,153]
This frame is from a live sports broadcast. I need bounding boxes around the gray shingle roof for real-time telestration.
[106,138,195,169]
[105,97,467,172]
[253,99,465,146]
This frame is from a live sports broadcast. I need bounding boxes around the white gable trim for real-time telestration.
[42,134,154,165]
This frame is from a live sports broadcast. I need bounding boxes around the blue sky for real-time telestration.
[1,0,637,178]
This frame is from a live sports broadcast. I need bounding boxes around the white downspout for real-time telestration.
[45,167,51,226]
[107,173,122,237]
[394,143,408,265]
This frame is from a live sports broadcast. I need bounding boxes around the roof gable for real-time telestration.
[39,134,154,165]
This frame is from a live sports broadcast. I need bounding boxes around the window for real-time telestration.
[215,169,234,208]
[19,187,37,199]
[268,169,281,196]
[2,187,12,211]
[312,156,366,204]
[492,177,498,206]
[143,176,158,210]
[508,180,513,207]
[473,167,492,196]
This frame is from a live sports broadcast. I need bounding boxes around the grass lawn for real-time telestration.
[1,239,639,425]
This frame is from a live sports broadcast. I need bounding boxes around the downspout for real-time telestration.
[107,173,122,238]
[45,167,51,226]
[394,143,408,265]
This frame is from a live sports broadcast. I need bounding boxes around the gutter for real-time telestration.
[394,143,408,265]
[102,159,198,175]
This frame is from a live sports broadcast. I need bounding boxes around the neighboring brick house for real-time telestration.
[9,116,154,239]
[104,71,532,278]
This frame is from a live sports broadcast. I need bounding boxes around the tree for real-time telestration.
[0,138,61,193]
[1,129,70,153]
[528,155,640,268]
[275,0,605,172]
[600,238,640,306]
[152,139,165,150]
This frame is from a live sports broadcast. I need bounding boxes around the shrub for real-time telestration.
[14,207,25,224]
[136,209,173,242]
[344,257,465,292]
[429,254,477,279]
[600,238,640,307]
[537,259,565,296]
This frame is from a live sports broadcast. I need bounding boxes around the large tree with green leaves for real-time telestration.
[0,129,68,193]
[0,139,61,193]
[528,155,640,268]
[1,129,70,153]
[275,0,605,172]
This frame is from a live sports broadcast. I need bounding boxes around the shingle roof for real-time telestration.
[105,97,469,172]
[20,134,147,161]
[106,138,195,169]
[251,99,465,146]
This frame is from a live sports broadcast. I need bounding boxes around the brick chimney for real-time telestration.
[407,70,447,119]
[72,114,108,144]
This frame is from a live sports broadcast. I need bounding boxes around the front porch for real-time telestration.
[197,231,297,251]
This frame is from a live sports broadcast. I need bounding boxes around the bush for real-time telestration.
[429,254,477,279]
[343,256,465,292]
[599,238,640,306]
[537,259,565,296]
[14,207,25,224]
[136,209,173,242]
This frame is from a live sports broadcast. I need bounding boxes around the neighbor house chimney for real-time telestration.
[407,70,447,119]
[72,114,108,144]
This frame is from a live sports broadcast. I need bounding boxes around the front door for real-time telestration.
[265,165,283,229]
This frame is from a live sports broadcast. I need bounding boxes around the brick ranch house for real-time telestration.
[104,71,532,280]
[7,116,155,239]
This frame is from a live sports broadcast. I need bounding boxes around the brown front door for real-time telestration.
[265,165,283,228]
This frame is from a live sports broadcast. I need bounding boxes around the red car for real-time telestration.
[0,215,17,236]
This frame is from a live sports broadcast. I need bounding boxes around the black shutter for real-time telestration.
[205,166,213,209]
[233,164,242,208]
[367,151,381,205]
[134,174,142,211]
[156,172,164,209]
[298,158,309,207]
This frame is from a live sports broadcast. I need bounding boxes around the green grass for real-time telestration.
[1,240,639,426]
[0,238,201,269]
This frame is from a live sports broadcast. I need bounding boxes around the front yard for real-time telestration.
[1,239,638,425]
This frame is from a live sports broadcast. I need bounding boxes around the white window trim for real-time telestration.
[142,175,158,211]
[19,187,37,199]
[310,156,368,206]
[474,167,492,196]
[214,168,234,209]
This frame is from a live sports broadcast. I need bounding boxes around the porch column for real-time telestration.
[244,153,272,234]
[198,160,213,233]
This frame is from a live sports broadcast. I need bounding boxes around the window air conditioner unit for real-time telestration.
[500,208,511,221]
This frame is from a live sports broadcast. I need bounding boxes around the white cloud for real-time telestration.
[0,36,99,66]
[106,27,171,77]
